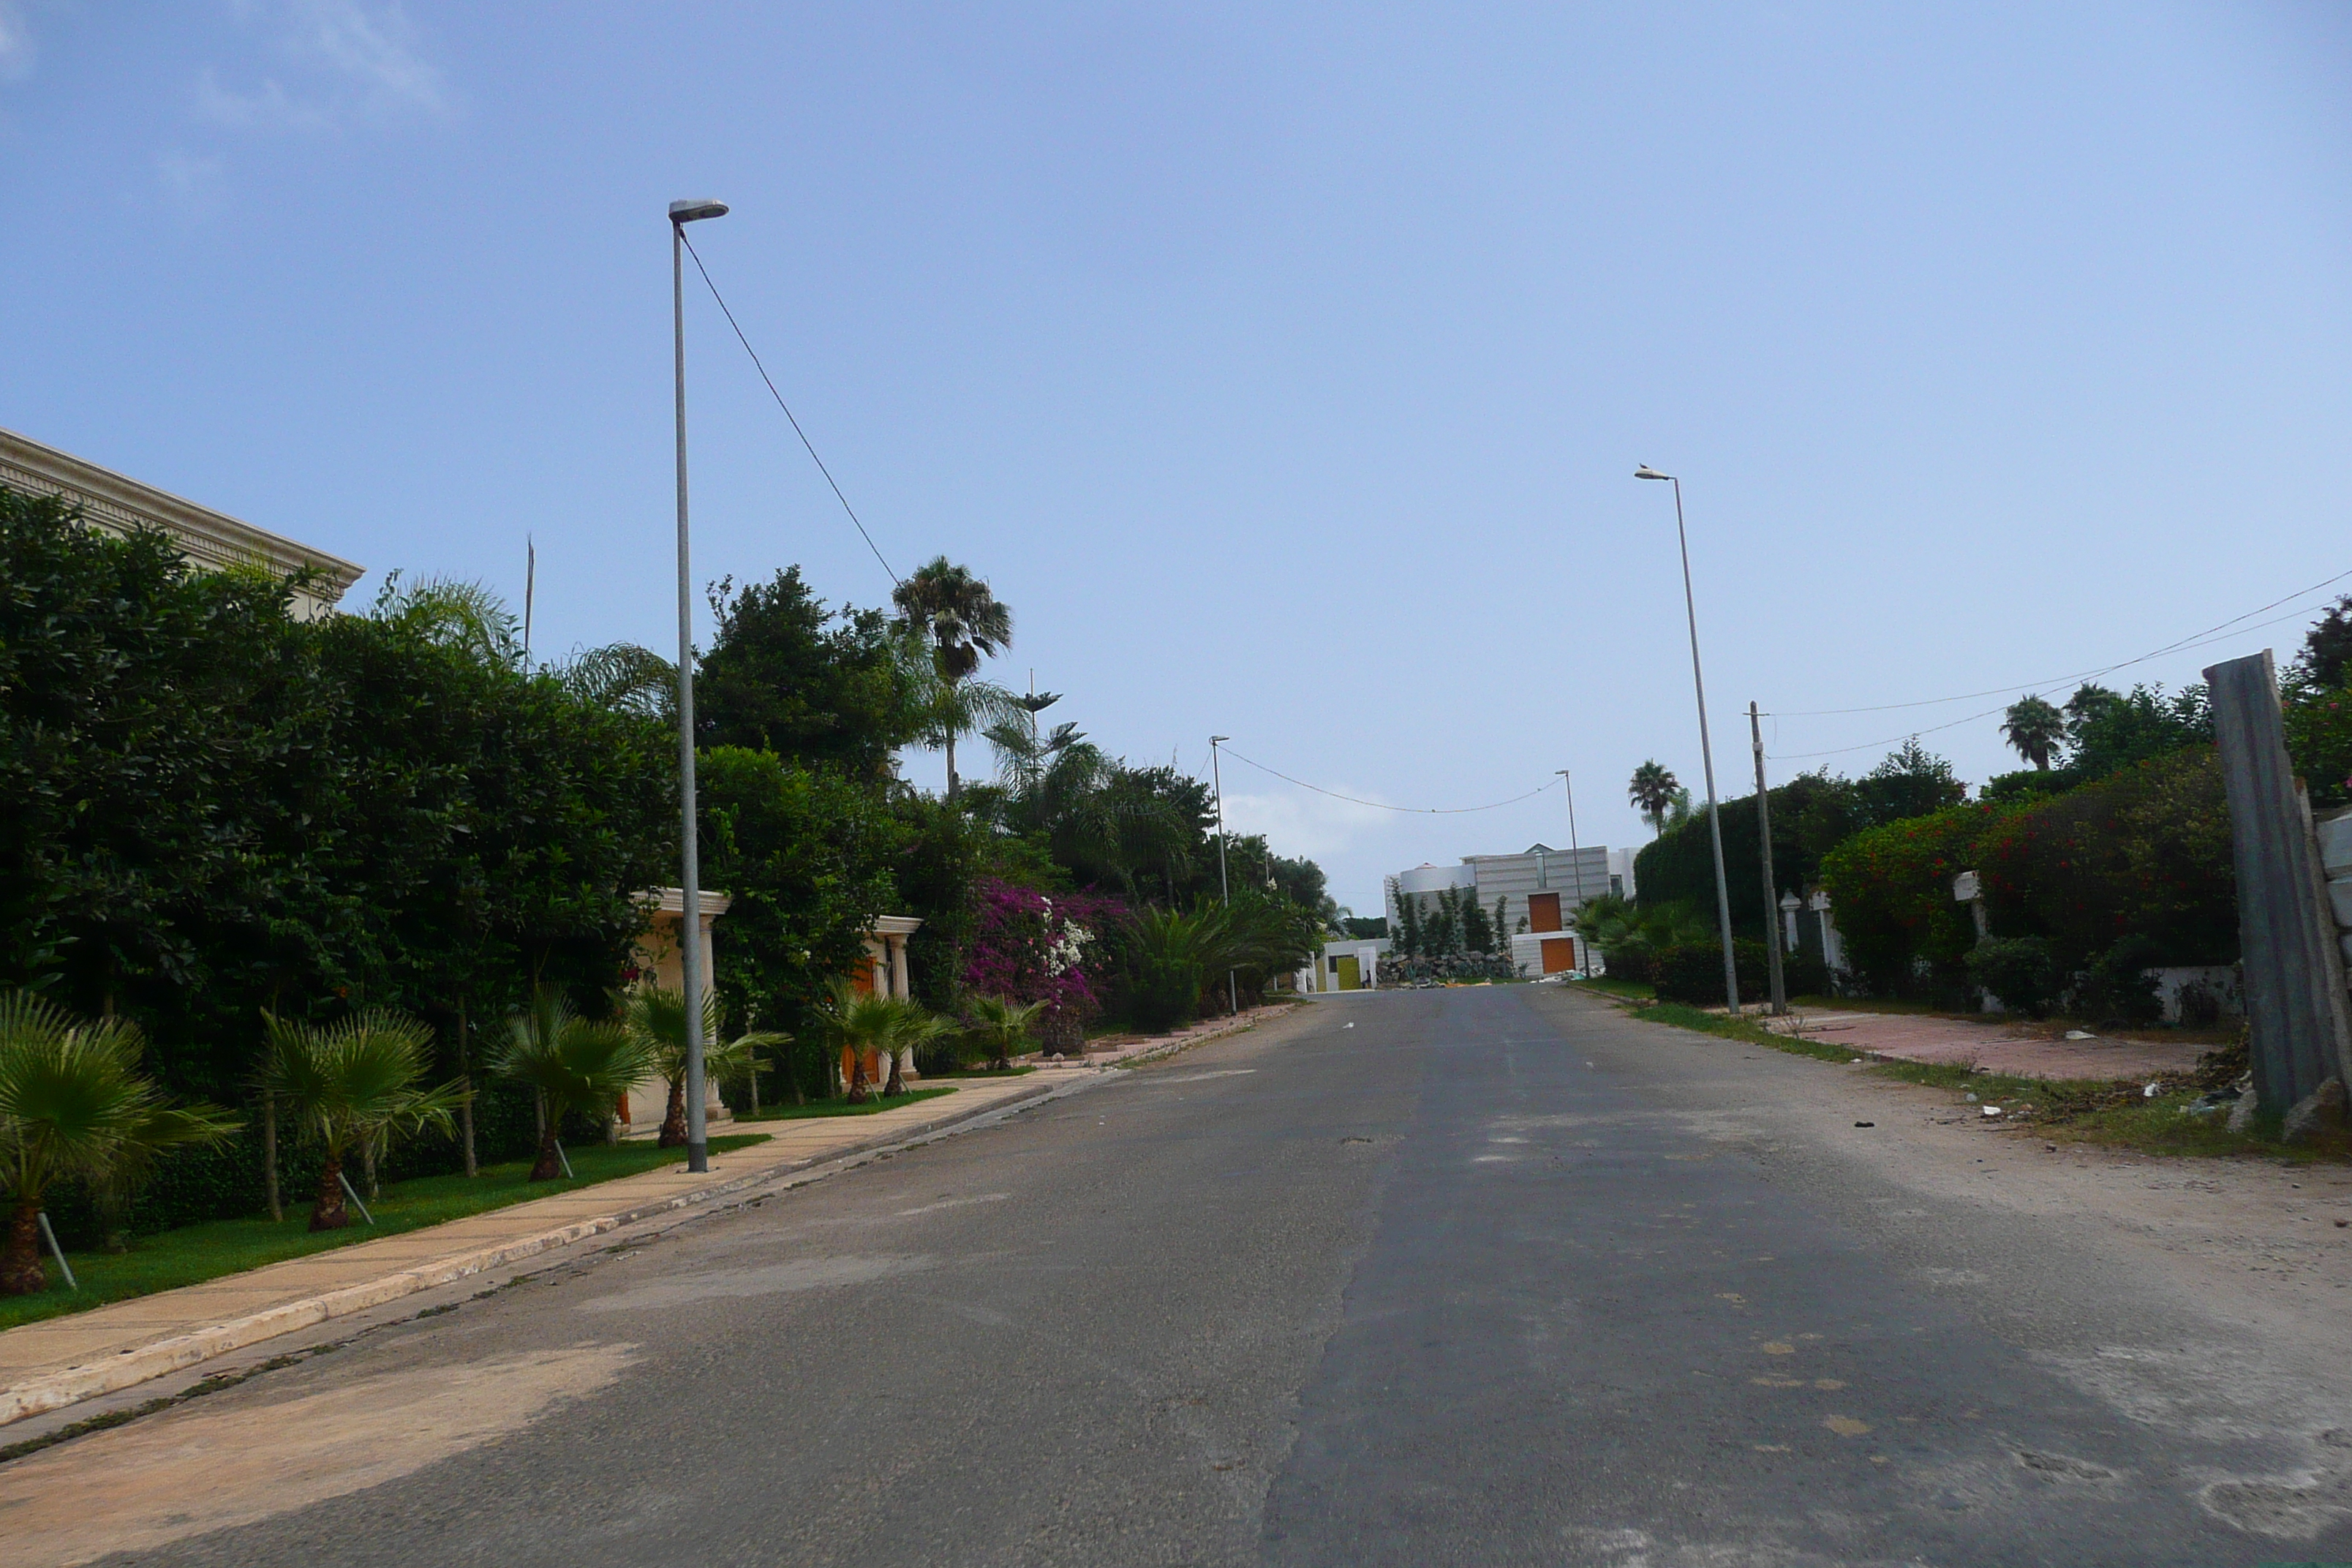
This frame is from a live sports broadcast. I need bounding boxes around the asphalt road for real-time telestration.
[24,986,2352,1567]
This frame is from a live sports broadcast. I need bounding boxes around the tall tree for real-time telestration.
[2000,696,2066,771]
[698,568,930,780]
[1627,761,1681,837]
[2296,595,2352,690]
[891,557,1014,800]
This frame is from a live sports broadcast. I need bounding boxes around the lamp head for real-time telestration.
[668,199,730,225]
[1210,734,1231,745]
[1634,466,1673,482]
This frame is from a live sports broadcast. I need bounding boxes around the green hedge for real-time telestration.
[1,487,673,1109]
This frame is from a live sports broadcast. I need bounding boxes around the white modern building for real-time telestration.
[1308,935,1391,992]
[1386,843,1620,977]
[1,426,365,616]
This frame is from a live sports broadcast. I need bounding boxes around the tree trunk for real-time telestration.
[1,1202,48,1295]
[263,1094,282,1222]
[946,732,959,802]
[659,1076,688,1147]
[883,1050,905,1098]
[529,1121,564,1181]
[458,1008,478,1177]
[361,1142,379,1201]
[310,1151,350,1232]
[845,1050,872,1105]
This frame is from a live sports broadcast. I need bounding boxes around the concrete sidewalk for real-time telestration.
[0,1075,1054,1429]
[0,999,1301,1431]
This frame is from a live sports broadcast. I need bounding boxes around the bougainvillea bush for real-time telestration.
[1818,802,2015,995]
[962,880,1126,1050]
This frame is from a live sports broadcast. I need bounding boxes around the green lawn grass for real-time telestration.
[731,1086,955,1123]
[1,1134,774,1333]
[924,1066,1036,1079]
[1575,977,1656,1003]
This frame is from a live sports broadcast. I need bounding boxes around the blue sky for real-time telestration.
[4,2,2348,914]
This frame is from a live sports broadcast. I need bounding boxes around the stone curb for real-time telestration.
[0,1077,1064,1428]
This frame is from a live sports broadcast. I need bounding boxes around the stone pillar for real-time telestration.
[2206,651,2352,1112]
[891,934,911,1000]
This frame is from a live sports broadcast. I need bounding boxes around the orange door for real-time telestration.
[1529,892,1561,932]
[1540,937,1576,974]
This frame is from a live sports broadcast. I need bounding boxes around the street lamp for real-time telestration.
[1635,466,1741,1014]
[1210,736,1237,1014]
[671,196,728,1174]
[1556,769,1587,970]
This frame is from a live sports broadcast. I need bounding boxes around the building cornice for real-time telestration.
[0,426,366,604]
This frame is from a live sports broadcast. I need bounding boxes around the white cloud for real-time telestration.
[0,1,35,83]
[1218,787,1397,862]
[200,0,450,129]
[157,148,227,216]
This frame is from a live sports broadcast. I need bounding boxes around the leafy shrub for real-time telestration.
[1653,940,1771,1005]
[1779,948,1831,999]
[1819,802,2013,995]
[2070,934,2164,1027]
[1964,936,2058,1018]
[2284,682,2352,812]
[1599,946,1654,985]
[1975,749,2235,973]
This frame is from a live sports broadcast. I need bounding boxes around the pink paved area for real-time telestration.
[1763,1007,2209,1081]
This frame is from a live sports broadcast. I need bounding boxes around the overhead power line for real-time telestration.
[1767,564,2352,720]
[677,229,901,589]
[1218,747,1558,814]
[1765,570,2351,762]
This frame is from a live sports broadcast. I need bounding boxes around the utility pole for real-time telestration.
[1637,467,1741,1014]
[1211,736,1237,1014]
[1557,770,1587,970]
[1749,702,1787,1016]
[670,196,729,1174]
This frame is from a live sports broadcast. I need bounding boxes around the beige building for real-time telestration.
[1,426,365,617]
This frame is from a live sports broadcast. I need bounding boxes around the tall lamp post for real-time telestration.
[1556,769,1588,970]
[671,196,728,1173]
[1210,736,1237,1014]
[1635,466,1741,1014]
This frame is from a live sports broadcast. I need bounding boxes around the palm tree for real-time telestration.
[0,995,238,1293]
[557,642,676,717]
[369,573,521,665]
[818,981,908,1104]
[964,996,1043,1071]
[2000,695,2066,771]
[262,1010,467,1230]
[882,1003,948,1097]
[892,557,1014,799]
[491,991,652,1180]
[624,987,790,1147]
[1627,761,1681,837]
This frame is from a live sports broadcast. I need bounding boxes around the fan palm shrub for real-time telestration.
[820,981,905,1104]
[881,1004,948,1097]
[965,996,1043,1071]
[0,994,239,1293]
[492,990,651,1180]
[262,1009,466,1231]
[624,987,790,1147]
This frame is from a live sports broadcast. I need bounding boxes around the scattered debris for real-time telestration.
[2281,1077,2348,1147]
[1854,1120,1875,1128]
[1982,1106,2005,1118]
[2063,1030,2097,1041]
[1964,1092,1978,1103]
[2141,1082,2163,1098]
[2228,1091,2260,1136]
